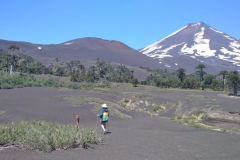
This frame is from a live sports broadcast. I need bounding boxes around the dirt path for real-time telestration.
[1,116,240,160]
[1,87,240,160]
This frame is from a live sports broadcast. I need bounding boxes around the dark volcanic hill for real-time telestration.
[139,22,240,73]
[0,37,161,69]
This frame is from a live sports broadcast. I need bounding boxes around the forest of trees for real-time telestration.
[0,45,240,95]
[140,65,240,95]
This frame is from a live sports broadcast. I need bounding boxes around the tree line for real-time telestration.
[0,46,135,83]
[0,45,239,95]
[140,64,240,96]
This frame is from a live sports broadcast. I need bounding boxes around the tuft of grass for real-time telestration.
[145,101,150,107]
[171,115,182,121]
[153,105,166,112]
[172,111,206,126]
[0,121,103,152]
[191,123,204,128]
[229,110,240,114]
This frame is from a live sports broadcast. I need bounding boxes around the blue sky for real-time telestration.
[0,0,239,50]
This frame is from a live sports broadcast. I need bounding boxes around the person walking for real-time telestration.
[98,104,109,134]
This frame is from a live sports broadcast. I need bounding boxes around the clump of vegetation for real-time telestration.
[153,105,166,112]
[0,71,110,90]
[171,111,206,128]
[0,121,103,152]
[171,115,182,121]
[131,78,138,87]
[119,99,130,108]
[229,110,240,114]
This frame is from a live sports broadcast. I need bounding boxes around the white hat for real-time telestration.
[102,104,107,108]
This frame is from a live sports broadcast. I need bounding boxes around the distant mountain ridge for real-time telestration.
[0,37,161,69]
[139,22,240,73]
[1,22,240,74]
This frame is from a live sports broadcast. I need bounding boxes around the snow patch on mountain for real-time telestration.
[218,54,230,59]
[140,25,187,55]
[234,57,240,61]
[224,35,235,41]
[181,27,216,57]
[64,42,73,45]
[210,27,224,34]
[191,22,201,27]
[139,22,240,70]
[220,47,240,66]
[220,47,240,56]
[141,43,184,59]
[140,43,162,55]
[230,42,240,49]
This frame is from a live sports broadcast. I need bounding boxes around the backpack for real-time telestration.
[102,110,109,122]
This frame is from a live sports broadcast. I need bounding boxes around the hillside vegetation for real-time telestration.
[0,45,240,95]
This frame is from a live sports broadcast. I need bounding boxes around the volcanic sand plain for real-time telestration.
[1,85,240,160]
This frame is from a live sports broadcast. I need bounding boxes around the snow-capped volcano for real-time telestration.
[140,22,240,72]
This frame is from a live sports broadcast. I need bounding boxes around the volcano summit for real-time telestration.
[140,22,240,73]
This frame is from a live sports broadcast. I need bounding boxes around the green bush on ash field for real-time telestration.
[0,121,104,152]
[0,72,109,89]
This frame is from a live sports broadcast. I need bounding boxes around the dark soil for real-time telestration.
[1,87,240,160]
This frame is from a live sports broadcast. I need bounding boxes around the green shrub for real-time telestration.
[132,79,138,87]
[153,106,161,112]
[0,121,103,152]
[0,72,110,90]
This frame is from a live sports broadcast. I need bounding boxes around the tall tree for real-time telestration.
[227,71,240,96]
[176,68,186,83]
[8,45,19,54]
[195,64,207,90]
[88,66,96,74]
[78,64,85,73]
[132,78,139,87]
[3,54,11,72]
[8,45,20,76]
[56,67,64,77]
[10,54,19,72]
[218,70,228,91]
